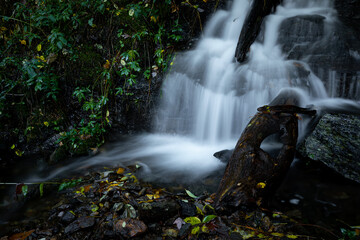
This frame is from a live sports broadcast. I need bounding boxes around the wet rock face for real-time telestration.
[277,14,360,100]
[278,15,325,60]
[300,114,360,183]
[335,0,360,40]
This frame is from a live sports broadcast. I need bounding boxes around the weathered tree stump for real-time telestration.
[215,104,316,211]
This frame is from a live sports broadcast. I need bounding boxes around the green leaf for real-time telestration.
[22,185,28,197]
[196,206,204,216]
[184,217,201,226]
[191,226,200,235]
[39,183,44,197]
[202,215,216,223]
[91,204,99,212]
[203,204,215,211]
[88,18,94,27]
[185,189,198,199]
[123,204,136,218]
[57,41,63,49]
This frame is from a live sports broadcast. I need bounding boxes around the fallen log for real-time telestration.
[215,104,315,211]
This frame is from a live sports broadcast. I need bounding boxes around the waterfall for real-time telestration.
[26,0,360,183]
[154,0,334,144]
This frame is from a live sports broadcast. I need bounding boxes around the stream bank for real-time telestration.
[1,157,359,240]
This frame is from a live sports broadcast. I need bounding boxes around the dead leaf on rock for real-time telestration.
[114,218,147,238]
[9,230,35,240]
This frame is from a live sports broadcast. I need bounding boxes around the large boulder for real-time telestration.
[299,113,360,183]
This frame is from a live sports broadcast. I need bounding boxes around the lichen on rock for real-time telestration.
[300,113,360,183]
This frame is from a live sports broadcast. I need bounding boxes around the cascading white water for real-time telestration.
[154,0,334,144]
[25,0,360,184]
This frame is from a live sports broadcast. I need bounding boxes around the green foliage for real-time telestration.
[39,183,44,197]
[21,185,28,197]
[339,227,359,240]
[184,216,202,226]
[202,214,217,223]
[185,189,199,199]
[0,0,203,155]
[58,178,83,192]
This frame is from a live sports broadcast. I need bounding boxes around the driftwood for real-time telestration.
[235,0,283,62]
[215,104,316,211]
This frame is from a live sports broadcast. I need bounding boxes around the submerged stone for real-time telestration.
[300,113,360,183]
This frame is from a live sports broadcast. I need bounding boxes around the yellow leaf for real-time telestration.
[116,167,125,174]
[37,44,42,51]
[196,206,204,216]
[39,55,46,62]
[201,225,209,233]
[256,182,266,189]
[184,217,201,226]
[257,233,265,238]
[11,144,15,149]
[146,194,154,199]
[20,39,26,45]
[15,149,23,156]
[106,110,110,117]
[103,60,110,69]
[44,121,49,127]
[121,59,126,66]
[286,234,298,239]
[150,16,157,22]
[271,232,284,237]
[191,226,200,235]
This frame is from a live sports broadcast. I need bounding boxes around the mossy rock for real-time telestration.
[300,113,360,183]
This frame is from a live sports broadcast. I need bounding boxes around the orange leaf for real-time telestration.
[103,60,110,69]
[9,230,35,240]
[83,185,92,193]
[116,168,125,175]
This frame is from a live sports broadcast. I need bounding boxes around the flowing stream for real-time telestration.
[2,0,360,225]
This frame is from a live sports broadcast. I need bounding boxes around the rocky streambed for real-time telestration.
[1,155,360,240]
